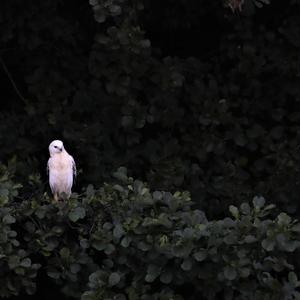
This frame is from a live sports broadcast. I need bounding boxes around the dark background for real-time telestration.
[0,0,299,225]
[1,0,300,299]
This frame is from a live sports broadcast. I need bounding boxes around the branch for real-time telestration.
[0,55,27,104]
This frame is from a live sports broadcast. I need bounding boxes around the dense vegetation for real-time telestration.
[1,0,300,299]
[1,163,300,299]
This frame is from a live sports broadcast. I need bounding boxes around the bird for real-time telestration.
[47,140,76,201]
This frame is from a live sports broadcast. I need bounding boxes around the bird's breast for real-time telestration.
[49,154,72,173]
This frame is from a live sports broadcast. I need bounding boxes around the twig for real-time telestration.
[0,55,27,104]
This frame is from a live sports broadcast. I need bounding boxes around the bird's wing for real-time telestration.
[47,158,56,194]
[71,156,77,179]
[47,158,50,175]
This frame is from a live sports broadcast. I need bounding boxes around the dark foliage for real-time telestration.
[0,163,300,299]
[1,0,300,299]
[1,0,299,217]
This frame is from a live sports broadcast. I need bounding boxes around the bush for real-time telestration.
[0,162,40,297]
[1,162,300,299]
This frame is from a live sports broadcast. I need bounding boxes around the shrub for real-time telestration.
[0,162,40,297]
[0,162,300,299]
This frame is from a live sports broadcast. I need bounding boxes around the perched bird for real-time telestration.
[47,140,76,201]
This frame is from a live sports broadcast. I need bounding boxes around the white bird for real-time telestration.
[47,140,76,201]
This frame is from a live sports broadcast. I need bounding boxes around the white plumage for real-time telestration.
[47,140,76,201]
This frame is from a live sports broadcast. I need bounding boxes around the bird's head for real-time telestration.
[49,140,64,156]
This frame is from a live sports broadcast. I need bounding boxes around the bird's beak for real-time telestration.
[59,148,63,152]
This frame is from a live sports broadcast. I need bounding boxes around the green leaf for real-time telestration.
[113,224,125,239]
[235,133,247,146]
[0,188,9,205]
[160,271,173,284]
[224,233,238,245]
[244,235,257,243]
[60,247,70,259]
[81,291,94,300]
[47,268,60,279]
[262,238,275,251]
[52,225,64,234]
[68,207,86,222]
[8,255,20,269]
[20,258,31,268]
[70,263,81,274]
[229,205,239,219]
[103,222,113,230]
[109,5,121,15]
[193,250,207,262]
[86,184,95,197]
[253,196,265,209]
[264,204,276,211]
[95,13,106,23]
[145,273,156,283]
[138,241,151,251]
[80,239,89,249]
[35,206,47,219]
[240,203,251,215]
[146,264,161,282]
[109,272,120,286]
[3,214,16,224]
[288,272,298,285]
[223,218,235,227]
[283,241,300,252]
[133,180,144,195]
[121,236,131,248]
[92,241,106,251]
[89,0,98,5]
[239,268,251,278]
[291,223,300,233]
[113,184,124,193]
[140,39,151,48]
[104,243,115,255]
[15,267,25,275]
[153,191,162,201]
[277,213,291,226]
[113,167,128,182]
[224,266,237,280]
[181,259,192,271]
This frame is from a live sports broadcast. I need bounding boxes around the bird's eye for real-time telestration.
[54,146,57,148]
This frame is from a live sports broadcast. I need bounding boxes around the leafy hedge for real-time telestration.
[1,162,300,300]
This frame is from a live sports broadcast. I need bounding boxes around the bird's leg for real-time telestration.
[54,193,59,201]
